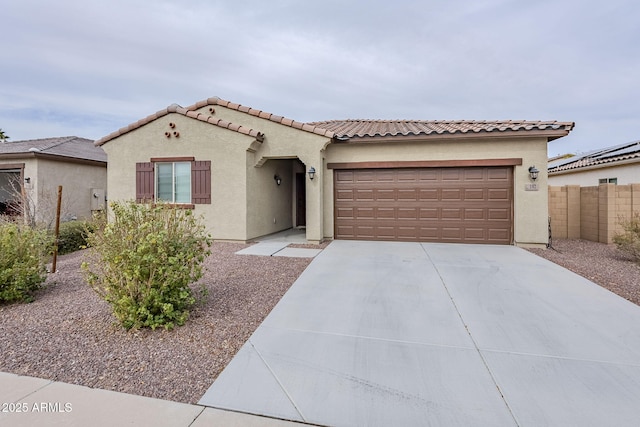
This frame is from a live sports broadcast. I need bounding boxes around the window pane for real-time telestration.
[157,163,173,201]
[174,162,191,203]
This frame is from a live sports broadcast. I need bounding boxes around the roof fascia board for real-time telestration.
[0,152,106,167]
[549,157,640,175]
[335,129,569,144]
[328,158,523,169]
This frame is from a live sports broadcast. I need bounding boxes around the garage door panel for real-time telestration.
[488,228,510,242]
[397,170,418,182]
[377,208,395,219]
[356,207,374,219]
[355,189,374,200]
[419,170,438,181]
[334,167,512,244]
[464,188,485,200]
[397,189,418,201]
[488,208,510,220]
[336,207,355,220]
[464,169,485,180]
[442,169,462,181]
[488,188,510,200]
[464,228,486,240]
[442,228,464,240]
[397,227,420,240]
[441,189,462,200]
[375,189,395,201]
[442,208,463,220]
[374,171,394,183]
[488,168,510,180]
[419,189,439,200]
[420,208,438,219]
[355,171,376,183]
[398,208,418,220]
[464,209,486,220]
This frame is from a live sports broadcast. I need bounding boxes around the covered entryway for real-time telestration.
[334,166,513,244]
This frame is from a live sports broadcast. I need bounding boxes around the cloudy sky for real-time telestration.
[1,0,638,156]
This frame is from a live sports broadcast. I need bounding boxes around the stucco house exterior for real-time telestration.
[548,140,640,186]
[0,136,107,224]
[96,97,574,247]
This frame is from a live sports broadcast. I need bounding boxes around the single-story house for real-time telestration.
[95,97,574,247]
[548,140,640,186]
[0,136,107,224]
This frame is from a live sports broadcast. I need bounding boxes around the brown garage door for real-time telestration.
[334,167,513,244]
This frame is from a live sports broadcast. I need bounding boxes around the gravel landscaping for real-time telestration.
[528,239,640,306]
[0,242,314,404]
[1,238,638,406]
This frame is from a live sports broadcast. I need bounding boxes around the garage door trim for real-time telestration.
[328,158,522,170]
[333,166,514,244]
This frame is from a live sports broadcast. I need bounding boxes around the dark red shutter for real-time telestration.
[191,161,211,204]
[136,162,154,203]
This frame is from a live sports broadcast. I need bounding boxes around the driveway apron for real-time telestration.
[199,241,640,427]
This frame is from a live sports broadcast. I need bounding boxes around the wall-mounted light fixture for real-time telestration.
[308,167,316,180]
[274,174,282,186]
[24,177,31,184]
[528,166,539,181]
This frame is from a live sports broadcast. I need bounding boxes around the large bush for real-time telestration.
[83,201,212,330]
[57,220,96,254]
[0,222,51,303]
[613,212,640,263]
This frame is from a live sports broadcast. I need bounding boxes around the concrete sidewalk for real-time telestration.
[200,241,640,426]
[0,371,307,427]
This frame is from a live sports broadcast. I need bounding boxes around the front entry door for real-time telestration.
[296,172,306,227]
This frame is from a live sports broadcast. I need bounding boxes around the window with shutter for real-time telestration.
[136,160,211,205]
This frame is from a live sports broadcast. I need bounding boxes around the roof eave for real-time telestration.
[335,128,573,144]
[549,156,640,175]
[0,151,107,166]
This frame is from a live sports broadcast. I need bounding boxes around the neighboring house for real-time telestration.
[548,140,640,186]
[0,136,107,224]
[96,97,574,247]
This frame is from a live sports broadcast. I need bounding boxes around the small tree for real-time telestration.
[0,129,9,143]
[82,201,212,330]
[613,211,640,263]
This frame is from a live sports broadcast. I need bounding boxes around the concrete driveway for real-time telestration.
[199,241,640,426]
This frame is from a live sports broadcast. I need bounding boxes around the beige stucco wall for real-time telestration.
[198,105,331,242]
[102,102,554,246]
[0,157,106,226]
[549,162,640,186]
[324,137,550,247]
[246,158,293,239]
[35,159,107,223]
[102,113,256,240]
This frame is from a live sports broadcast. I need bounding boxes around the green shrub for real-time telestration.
[82,201,212,330]
[57,220,95,255]
[0,222,52,303]
[613,211,640,263]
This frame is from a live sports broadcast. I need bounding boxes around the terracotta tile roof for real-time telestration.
[95,103,265,146]
[309,119,575,141]
[548,140,640,173]
[95,97,335,146]
[0,136,106,163]
[187,98,335,138]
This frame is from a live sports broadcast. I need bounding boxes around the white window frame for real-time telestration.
[155,161,191,203]
[599,177,618,185]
